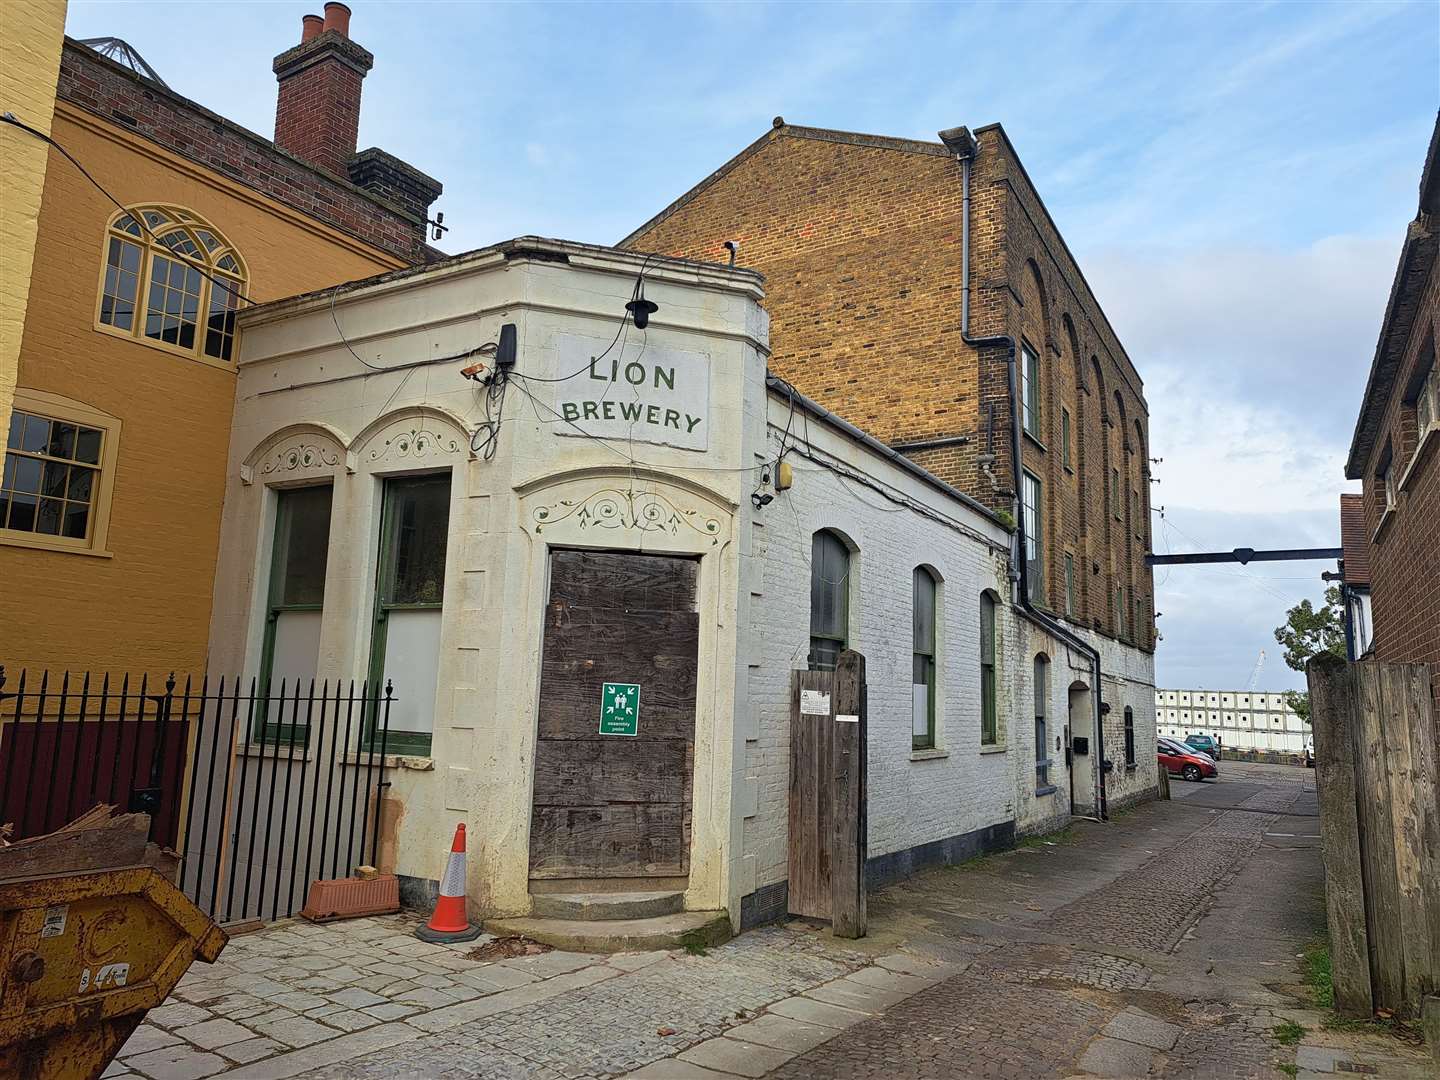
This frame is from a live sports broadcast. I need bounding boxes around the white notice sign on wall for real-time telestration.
[800,690,831,716]
[550,335,711,452]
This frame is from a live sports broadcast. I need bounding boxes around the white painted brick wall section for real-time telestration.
[742,401,1017,889]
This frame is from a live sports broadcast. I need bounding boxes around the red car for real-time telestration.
[1158,738,1218,782]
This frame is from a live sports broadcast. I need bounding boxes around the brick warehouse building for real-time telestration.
[624,120,1159,826]
[0,4,441,679]
[1346,112,1440,702]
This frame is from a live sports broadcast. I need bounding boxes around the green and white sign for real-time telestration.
[599,682,641,736]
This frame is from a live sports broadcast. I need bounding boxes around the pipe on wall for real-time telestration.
[947,129,1109,820]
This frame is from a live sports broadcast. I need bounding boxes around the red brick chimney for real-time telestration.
[273,3,373,177]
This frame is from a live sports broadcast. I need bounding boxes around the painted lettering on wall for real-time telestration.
[552,335,711,452]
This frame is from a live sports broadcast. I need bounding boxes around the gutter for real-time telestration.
[941,126,1109,820]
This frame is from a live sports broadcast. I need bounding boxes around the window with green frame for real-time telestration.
[367,473,451,754]
[980,591,998,745]
[912,567,937,750]
[1064,553,1076,617]
[1061,407,1072,470]
[809,530,850,671]
[257,484,332,741]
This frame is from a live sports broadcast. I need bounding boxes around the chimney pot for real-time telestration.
[301,14,323,42]
[323,1,351,36]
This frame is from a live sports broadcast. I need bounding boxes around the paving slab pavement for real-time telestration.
[114,762,1428,1079]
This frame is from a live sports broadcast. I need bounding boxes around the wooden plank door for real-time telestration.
[529,549,699,880]
[788,651,867,935]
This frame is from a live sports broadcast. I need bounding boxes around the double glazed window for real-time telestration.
[368,475,452,753]
[259,486,333,735]
[1022,344,1041,439]
[980,591,998,745]
[97,205,246,363]
[912,568,937,750]
[1022,471,1043,604]
[2,410,103,542]
[1034,655,1050,789]
[809,531,850,671]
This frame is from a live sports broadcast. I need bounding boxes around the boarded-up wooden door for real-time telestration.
[529,549,699,880]
[788,651,867,936]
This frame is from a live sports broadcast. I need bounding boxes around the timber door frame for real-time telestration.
[528,546,702,884]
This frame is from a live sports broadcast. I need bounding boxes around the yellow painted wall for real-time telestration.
[1,103,405,680]
[0,1,67,452]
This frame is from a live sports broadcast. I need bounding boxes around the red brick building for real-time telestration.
[1346,113,1440,699]
[623,120,1158,819]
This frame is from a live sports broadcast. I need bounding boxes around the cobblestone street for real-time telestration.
[102,762,1432,1079]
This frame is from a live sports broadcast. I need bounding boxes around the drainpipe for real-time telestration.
[940,126,1109,820]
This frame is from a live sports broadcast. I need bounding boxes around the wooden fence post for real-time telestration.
[1379,664,1440,1009]
[1308,654,1372,1016]
[1353,663,1407,1011]
[831,650,866,939]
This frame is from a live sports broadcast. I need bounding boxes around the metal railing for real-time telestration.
[0,669,395,924]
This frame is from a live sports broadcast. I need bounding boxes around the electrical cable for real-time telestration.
[2,110,259,309]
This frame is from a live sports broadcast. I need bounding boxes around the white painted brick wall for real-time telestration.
[742,412,1017,888]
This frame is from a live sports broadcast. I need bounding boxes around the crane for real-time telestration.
[1246,649,1265,692]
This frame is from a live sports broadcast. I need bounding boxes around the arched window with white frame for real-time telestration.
[97,204,248,363]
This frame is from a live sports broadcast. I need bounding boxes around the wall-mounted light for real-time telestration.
[626,280,658,328]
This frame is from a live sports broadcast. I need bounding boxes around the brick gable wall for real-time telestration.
[625,123,1154,654]
[56,41,427,264]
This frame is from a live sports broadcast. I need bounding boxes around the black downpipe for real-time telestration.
[953,138,1108,820]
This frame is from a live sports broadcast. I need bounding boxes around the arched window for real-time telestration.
[912,567,938,750]
[1124,706,1136,766]
[97,204,247,363]
[809,530,850,671]
[1034,654,1051,789]
[980,590,998,745]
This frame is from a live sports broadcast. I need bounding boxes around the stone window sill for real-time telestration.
[1035,784,1058,797]
[1372,505,1395,544]
[979,743,1008,755]
[1023,430,1047,453]
[909,748,950,762]
[239,743,434,770]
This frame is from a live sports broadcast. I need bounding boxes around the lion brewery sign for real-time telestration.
[552,334,711,452]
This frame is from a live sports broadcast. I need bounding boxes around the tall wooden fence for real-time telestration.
[1308,655,1440,1018]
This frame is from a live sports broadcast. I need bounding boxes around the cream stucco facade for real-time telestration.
[208,237,1127,933]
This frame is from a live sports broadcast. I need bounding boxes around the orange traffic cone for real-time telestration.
[415,822,482,942]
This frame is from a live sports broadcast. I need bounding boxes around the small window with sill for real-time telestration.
[1061,407,1072,470]
[97,205,247,365]
[2,392,121,555]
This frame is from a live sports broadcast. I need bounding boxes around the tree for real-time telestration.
[1273,585,1346,726]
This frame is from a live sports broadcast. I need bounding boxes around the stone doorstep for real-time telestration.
[484,909,732,953]
[531,889,686,922]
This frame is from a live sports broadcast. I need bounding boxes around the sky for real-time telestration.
[65,1,1438,692]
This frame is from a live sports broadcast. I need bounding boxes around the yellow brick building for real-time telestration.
[0,0,67,445]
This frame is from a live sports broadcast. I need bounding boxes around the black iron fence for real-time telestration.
[0,669,394,924]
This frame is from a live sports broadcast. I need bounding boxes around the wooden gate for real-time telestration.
[1308,655,1440,1018]
[529,550,700,881]
[787,650,867,937]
